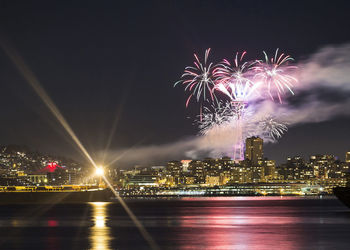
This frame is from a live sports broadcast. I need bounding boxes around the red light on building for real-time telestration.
[41,162,63,173]
[47,220,58,227]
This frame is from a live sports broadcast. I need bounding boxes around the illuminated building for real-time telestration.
[252,166,265,183]
[181,175,195,185]
[220,157,234,170]
[203,158,219,172]
[346,152,350,163]
[245,137,263,165]
[260,159,276,180]
[227,164,242,184]
[205,176,220,187]
[166,161,182,185]
[278,156,309,180]
[309,154,336,179]
[148,166,167,185]
[126,174,158,187]
[318,178,347,193]
[28,174,47,184]
[219,172,231,185]
[235,160,253,183]
[188,160,206,184]
[47,168,70,185]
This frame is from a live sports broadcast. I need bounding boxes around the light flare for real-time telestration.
[0,37,159,250]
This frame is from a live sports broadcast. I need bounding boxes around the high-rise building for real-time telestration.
[245,137,263,165]
[346,152,350,163]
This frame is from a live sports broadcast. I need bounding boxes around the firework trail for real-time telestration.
[258,116,288,141]
[198,102,234,134]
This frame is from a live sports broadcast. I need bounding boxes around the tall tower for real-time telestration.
[232,101,246,162]
[245,136,263,165]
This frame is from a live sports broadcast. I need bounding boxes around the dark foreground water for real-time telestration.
[0,197,350,249]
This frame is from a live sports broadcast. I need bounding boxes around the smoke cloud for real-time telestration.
[105,43,350,167]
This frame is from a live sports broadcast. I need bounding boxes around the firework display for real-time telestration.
[254,49,297,103]
[175,48,298,161]
[174,48,217,107]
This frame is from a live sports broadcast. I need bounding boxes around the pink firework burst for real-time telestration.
[175,48,216,107]
[253,48,298,103]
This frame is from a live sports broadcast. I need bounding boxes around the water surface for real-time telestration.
[0,196,349,249]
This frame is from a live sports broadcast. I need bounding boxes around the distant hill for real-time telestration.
[0,145,84,173]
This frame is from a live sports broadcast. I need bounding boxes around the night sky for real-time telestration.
[0,1,350,166]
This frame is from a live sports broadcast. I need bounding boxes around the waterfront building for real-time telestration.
[181,174,196,185]
[28,174,47,184]
[252,165,265,183]
[259,159,276,181]
[237,160,253,183]
[47,168,70,185]
[219,172,231,185]
[228,164,243,184]
[205,175,220,187]
[279,156,308,180]
[309,154,336,179]
[167,161,182,185]
[126,174,158,187]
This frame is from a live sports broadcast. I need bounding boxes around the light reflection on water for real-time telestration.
[0,197,350,249]
[89,202,113,250]
[177,205,302,250]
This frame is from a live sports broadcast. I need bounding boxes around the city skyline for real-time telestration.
[0,1,350,166]
[1,136,350,172]
[1,137,349,197]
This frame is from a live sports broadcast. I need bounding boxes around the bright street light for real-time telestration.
[95,167,104,176]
